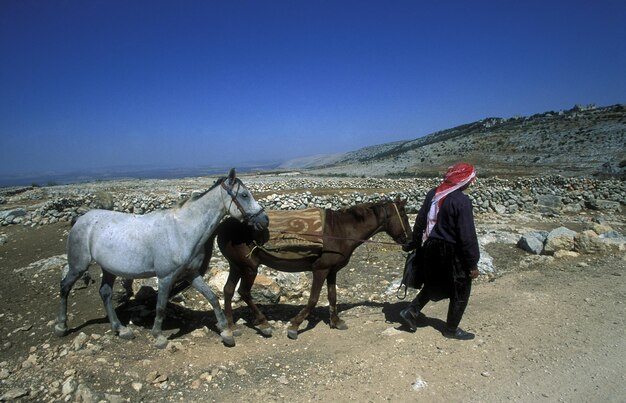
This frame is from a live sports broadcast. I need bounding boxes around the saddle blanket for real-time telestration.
[261,208,325,259]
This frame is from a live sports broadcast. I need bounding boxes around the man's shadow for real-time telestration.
[381,301,448,334]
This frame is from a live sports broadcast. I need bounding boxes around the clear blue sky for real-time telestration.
[1,0,625,176]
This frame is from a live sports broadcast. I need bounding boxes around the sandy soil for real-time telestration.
[0,212,625,402]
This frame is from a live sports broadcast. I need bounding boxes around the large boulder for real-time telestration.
[575,230,610,254]
[517,231,548,255]
[271,271,310,301]
[207,267,309,304]
[575,228,626,254]
[250,274,282,304]
[543,227,577,255]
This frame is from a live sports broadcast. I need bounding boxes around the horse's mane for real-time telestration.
[342,202,378,221]
[341,199,400,221]
[179,177,227,207]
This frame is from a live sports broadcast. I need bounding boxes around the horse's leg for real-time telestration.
[223,268,242,336]
[55,261,89,337]
[121,278,134,301]
[99,270,134,340]
[288,269,329,340]
[151,275,174,349]
[190,275,235,347]
[238,269,273,337]
[327,270,348,330]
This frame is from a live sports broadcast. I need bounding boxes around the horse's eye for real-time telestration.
[241,192,249,198]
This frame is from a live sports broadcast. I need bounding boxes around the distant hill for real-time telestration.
[277,153,346,169]
[281,104,626,178]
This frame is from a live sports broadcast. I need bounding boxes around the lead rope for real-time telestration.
[392,202,409,240]
[392,202,413,300]
[246,242,260,258]
[396,252,412,300]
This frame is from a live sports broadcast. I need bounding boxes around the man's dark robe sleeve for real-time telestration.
[411,189,435,247]
[451,194,480,271]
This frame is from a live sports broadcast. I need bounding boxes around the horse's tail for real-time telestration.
[63,216,94,287]
[199,231,218,277]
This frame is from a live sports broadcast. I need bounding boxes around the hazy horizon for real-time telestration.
[0,157,290,186]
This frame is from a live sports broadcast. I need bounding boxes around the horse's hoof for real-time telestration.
[54,323,67,337]
[118,327,135,340]
[154,335,168,349]
[221,330,235,347]
[287,329,298,340]
[258,324,273,337]
[331,320,348,330]
[232,327,242,337]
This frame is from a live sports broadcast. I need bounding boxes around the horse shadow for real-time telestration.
[238,300,449,337]
[61,295,226,340]
[63,296,447,341]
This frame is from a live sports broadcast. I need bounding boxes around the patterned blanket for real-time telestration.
[260,208,325,259]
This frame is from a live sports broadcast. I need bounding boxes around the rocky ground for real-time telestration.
[0,176,625,402]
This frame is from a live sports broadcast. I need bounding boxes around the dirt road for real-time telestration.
[1,214,625,402]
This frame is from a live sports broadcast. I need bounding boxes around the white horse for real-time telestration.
[54,169,268,348]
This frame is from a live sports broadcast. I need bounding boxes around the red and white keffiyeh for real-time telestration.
[423,163,476,242]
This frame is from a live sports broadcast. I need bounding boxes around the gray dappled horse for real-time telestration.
[54,169,268,348]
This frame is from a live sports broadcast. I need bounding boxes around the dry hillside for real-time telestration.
[283,104,626,178]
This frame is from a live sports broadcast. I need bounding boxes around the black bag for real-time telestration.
[397,247,425,299]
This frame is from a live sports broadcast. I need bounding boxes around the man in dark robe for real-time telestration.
[401,163,480,340]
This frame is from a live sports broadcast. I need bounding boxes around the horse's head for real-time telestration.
[380,199,412,246]
[220,168,269,231]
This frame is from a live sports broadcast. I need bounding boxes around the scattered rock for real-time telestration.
[62,376,77,396]
[585,199,622,212]
[72,332,89,351]
[412,376,428,391]
[554,250,579,259]
[0,388,29,400]
[76,383,98,403]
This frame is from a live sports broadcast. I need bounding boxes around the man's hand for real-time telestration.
[469,268,479,279]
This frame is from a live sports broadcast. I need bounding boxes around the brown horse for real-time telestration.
[213,199,412,341]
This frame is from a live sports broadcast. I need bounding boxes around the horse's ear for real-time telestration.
[227,168,236,185]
